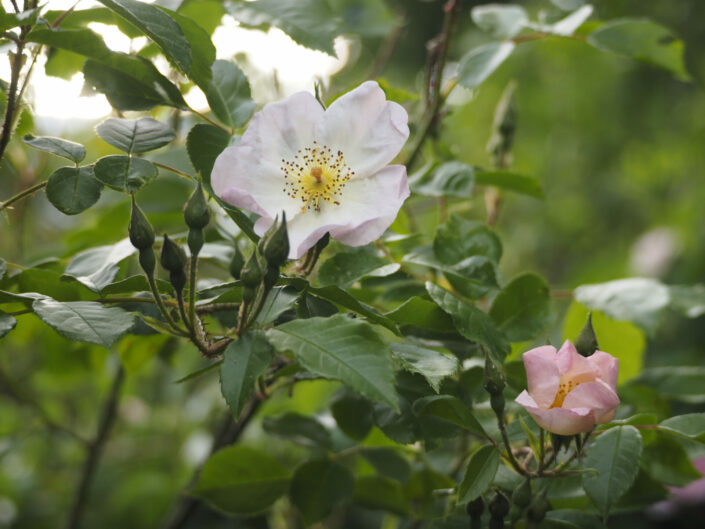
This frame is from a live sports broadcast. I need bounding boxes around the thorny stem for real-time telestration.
[188,254,198,329]
[0,36,27,163]
[64,366,125,529]
[147,275,188,336]
[0,180,47,211]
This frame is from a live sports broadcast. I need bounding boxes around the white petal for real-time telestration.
[211,91,325,218]
[331,165,409,246]
[318,81,409,178]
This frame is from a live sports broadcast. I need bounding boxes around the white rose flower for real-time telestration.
[211,81,410,259]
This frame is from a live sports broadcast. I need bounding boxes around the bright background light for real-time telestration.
[0,0,347,122]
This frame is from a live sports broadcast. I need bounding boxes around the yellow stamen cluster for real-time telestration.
[281,141,353,213]
[551,378,578,408]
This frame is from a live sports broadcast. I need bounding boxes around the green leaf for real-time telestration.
[227,0,341,55]
[641,432,701,486]
[587,18,690,81]
[100,275,172,296]
[659,413,705,444]
[385,297,456,335]
[353,475,410,515]
[63,238,136,293]
[290,459,354,525]
[475,170,544,199]
[574,278,670,333]
[256,287,299,325]
[0,7,40,32]
[22,134,85,163]
[412,395,487,439]
[668,284,705,318]
[562,302,645,384]
[390,343,458,393]
[331,391,373,440]
[457,445,500,503]
[205,60,256,128]
[96,117,175,154]
[267,314,397,409]
[0,310,17,338]
[405,247,498,300]
[263,412,331,449]
[471,4,528,39]
[284,277,399,334]
[187,123,232,188]
[582,425,643,519]
[94,155,158,193]
[220,332,273,418]
[631,367,705,403]
[544,510,607,529]
[360,447,410,483]
[426,282,510,365]
[32,299,134,348]
[45,166,103,215]
[457,41,515,89]
[192,445,290,515]
[165,7,215,88]
[490,273,551,342]
[434,215,502,265]
[96,0,192,74]
[318,248,398,287]
[28,27,186,110]
[82,57,186,110]
[409,161,474,198]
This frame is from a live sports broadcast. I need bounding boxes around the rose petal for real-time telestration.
[588,350,619,390]
[522,345,560,409]
[318,81,409,178]
[516,391,595,435]
[556,340,599,383]
[329,165,409,246]
[562,380,620,424]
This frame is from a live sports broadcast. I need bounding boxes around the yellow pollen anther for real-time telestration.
[550,379,579,408]
[280,141,354,213]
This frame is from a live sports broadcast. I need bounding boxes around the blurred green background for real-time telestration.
[1,0,704,527]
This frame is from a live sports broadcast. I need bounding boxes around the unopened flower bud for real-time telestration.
[489,491,510,519]
[230,245,244,280]
[575,312,599,357]
[129,196,155,251]
[240,250,264,288]
[160,234,187,274]
[262,213,289,267]
[183,182,210,230]
[490,392,505,416]
[483,357,506,396]
[263,264,280,291]
[512,479,532,508]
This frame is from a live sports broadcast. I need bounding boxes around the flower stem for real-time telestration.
[152,161,195,181]
[188,106,232,135]
[147,275,188,336]
[188,254,198,328]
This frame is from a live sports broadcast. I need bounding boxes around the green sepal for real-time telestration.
[262,213,289,267]
[160,234,187,273]
[575,312,599,357]
[230,245,244,280]
[138,247,156,277]
[240,250,264,288]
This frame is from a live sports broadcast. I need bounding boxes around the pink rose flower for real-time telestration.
[515,340,620,435]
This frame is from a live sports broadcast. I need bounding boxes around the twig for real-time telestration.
[0,180,47,211]
[368,16,406,79]
[159,398,263,529]
[152,161,194,181]
[0,36,27,162]
[64,366,125,529]
[188,106,232,135]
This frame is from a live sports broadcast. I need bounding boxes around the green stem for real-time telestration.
[188,106,232,135]
[147,275,187,336]
[188,254,198,329]
[152,161,194,181]
[0,180,47,211]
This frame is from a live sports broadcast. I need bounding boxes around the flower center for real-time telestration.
[551,378,579,408]
[281,141,354,213]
